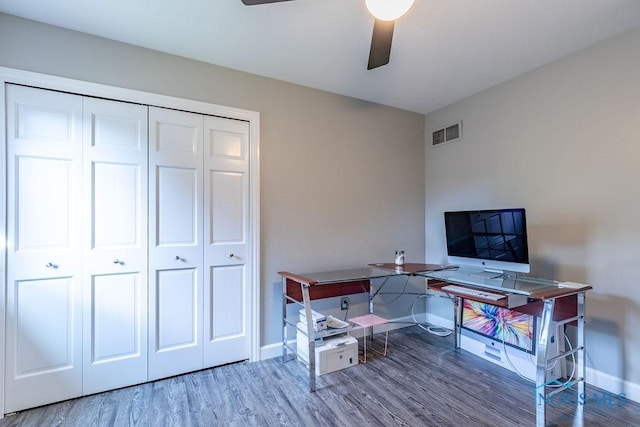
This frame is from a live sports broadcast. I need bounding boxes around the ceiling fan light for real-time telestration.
[365,0,415,21]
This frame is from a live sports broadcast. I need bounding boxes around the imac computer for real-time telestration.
[444,208,530,274]
[434,208,560,295]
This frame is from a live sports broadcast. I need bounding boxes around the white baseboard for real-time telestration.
[260,341,285,361]
[579,365,640,404]
[424,312,454,330]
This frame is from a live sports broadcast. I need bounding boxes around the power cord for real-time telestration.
[369,274,413,306]
[498,319,576,387]
[371,293,453,337]
[499,319,536,383]
[411,294,453,337]
[369,273,453,337]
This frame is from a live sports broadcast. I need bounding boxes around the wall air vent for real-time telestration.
[432,121,462,147]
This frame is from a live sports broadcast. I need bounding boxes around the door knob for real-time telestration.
[175,256,184,262]
[229,253,234,258]
[113,259,122,265]
[45,262,57,268]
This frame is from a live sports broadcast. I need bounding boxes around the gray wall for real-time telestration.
[0,13,426,349]
[425,27,640,391]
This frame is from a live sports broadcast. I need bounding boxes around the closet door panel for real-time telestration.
[157,166,198,245]
[156,269,198,349]
[92,163,140,246]
[210,171,245,243]
[13,278,75,375]
[17,157,73,249]
[203,116,250,367]
[5,85,83,412]
[208,265,249,364]
[91,274,142,359]
[82,98,148,395]
[148,107,204,380]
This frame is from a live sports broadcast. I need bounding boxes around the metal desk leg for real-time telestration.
[454,296,462,350]
[282,276,288,361]
[369,280,374,314]
[369,276,392,314]
[300,283,316,392]
[574,292,586,427]
[535,298,555,427]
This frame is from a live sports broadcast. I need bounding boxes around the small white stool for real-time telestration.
[349,314,389,363]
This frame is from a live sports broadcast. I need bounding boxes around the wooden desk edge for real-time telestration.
[529,285,593,300]
[277,271,318,286]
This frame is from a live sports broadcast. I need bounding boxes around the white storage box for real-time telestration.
[296,329,358,375]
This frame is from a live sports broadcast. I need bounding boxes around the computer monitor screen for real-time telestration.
[444,208,530,273]
[462,299,536,354]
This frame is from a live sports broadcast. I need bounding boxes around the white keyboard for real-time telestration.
[440,284,506,301]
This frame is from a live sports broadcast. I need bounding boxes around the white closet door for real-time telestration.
[148,107,204,380]
[4,85,83,412]
[82,98,148,394]
[203,116,251,367]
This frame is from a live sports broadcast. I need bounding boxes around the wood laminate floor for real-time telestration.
[1,326,638,426]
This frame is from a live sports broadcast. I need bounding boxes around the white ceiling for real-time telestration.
[1,0,640,114]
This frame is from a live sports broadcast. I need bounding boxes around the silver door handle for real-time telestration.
[45,262,57,268]
[113,259,122,265]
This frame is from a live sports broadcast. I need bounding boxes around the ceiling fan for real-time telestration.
[240,0,415,70]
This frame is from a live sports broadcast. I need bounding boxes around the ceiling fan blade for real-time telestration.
[241,0,293,5]
[367,19,395,70]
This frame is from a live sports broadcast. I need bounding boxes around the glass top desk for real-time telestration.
[280,264,592,427]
